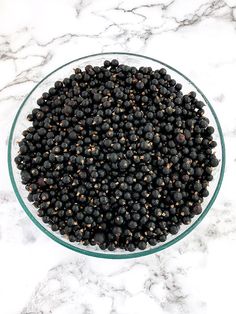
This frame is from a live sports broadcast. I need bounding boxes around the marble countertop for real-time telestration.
[0,0,236,313]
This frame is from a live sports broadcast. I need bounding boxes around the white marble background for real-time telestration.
[0,0,236,313]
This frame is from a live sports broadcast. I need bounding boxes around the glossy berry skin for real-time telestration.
[15,60,218,252]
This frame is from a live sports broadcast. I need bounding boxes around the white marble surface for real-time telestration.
[0,0,236,313]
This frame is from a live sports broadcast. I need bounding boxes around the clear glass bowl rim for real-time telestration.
[8,52,226,259]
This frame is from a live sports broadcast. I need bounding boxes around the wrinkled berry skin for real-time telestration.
[15,60,218,251]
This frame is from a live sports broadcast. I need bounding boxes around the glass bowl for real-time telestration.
[8,52,225,259]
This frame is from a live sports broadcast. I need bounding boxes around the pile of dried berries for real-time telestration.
[15,59,219,252]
